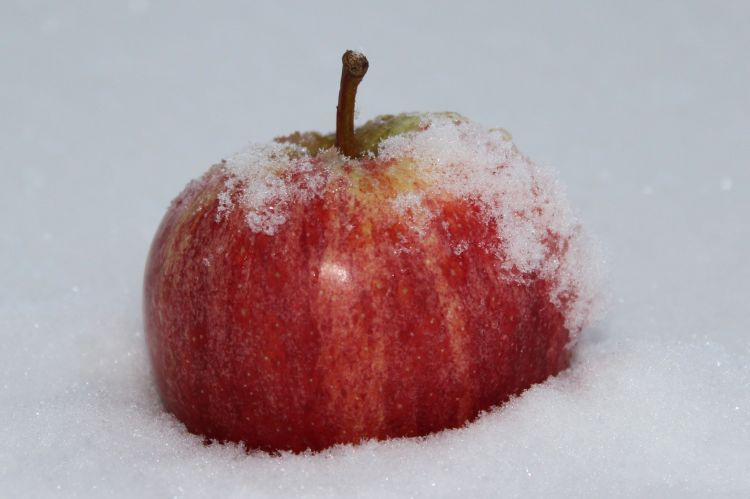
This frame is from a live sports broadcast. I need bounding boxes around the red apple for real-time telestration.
[144,51,599,453]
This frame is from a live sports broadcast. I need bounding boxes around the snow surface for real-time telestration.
[2,1,749,498]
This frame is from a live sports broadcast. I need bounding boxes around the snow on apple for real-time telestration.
[143,51,604,453]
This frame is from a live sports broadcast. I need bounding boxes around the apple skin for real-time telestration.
[144,117,574,453]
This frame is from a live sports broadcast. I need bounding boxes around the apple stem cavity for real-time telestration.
[336,50,369,158]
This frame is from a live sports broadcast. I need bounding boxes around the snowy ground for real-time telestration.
[2,1,749,497]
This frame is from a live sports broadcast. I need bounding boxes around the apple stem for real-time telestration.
[336,50,369,157]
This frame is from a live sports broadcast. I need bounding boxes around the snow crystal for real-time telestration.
[392,191,434,236]
[453,240,469,256]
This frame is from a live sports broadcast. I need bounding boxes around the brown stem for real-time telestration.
[335,50,369,157]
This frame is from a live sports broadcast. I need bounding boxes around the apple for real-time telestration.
[144,51,599,453]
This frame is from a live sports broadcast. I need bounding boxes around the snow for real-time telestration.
[379,114,604,333]
[221,143,330,235]
[2,1,749,498]
[220,114,602,333]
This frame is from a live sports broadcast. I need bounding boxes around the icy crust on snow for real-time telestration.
[219,114,605,333]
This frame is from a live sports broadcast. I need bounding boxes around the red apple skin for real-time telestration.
[144,161,572,453]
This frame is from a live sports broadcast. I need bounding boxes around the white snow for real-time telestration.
[2,1,749,498]
[220,114,603,334]
[220,143,328,235]
[380,114,605,334]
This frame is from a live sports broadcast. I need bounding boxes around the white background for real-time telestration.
[2,1,749,497]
